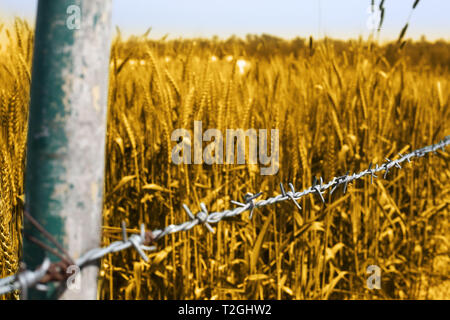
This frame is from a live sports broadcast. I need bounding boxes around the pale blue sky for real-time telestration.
[0,0,449,40]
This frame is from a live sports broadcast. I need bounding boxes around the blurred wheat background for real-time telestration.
[0,18,449,300]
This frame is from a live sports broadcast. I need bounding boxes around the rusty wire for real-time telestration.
[0,135,449,297]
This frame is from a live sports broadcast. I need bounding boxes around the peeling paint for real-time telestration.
[52,182,70,198]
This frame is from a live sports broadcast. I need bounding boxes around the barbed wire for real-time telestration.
[150,136,450,239]
[0,222,156,297]
[0,136,449,297]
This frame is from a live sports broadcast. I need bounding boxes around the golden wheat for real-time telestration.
[0,19,449,300]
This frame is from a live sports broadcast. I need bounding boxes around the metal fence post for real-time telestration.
[24,0,112,299]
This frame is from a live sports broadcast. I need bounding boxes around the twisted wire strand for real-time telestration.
[0,136,448,297]
[0,258,51,296]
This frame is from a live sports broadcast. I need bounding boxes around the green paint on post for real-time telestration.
[24,0,112,299]
[24,0,78,299]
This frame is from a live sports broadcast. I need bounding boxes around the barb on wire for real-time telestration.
[75,221,156,267]
[280,183,302,211]
[230,192,263,219]
[312,176,326,204]
[1,136,449,297]
[183,203,215,233]
[368,163,378,184]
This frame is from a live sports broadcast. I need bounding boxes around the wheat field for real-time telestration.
[0,19,449,300]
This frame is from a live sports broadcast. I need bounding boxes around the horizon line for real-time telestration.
[1,15,449,43]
